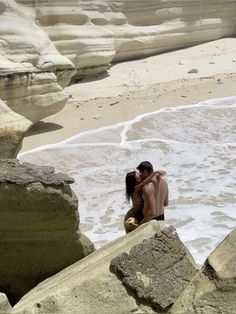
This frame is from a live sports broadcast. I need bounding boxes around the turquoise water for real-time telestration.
[19,96,236,266]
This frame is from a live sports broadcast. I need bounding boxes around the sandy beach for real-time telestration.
[21,38,236,152]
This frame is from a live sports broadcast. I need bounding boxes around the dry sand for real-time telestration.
[21,38,236,152]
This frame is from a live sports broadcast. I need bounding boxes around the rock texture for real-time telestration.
[21,0,236,78]
[0,1,74,124]
[12,222,197,314]
[170,229,236,314]
[2,219,236,313]
[13,222,165,313]
[0,292,12,313]
[0,71,70,123]
[0,159,94,305]
[110,226,198,312]
[0,100,32,158]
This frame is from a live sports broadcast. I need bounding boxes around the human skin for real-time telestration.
[139,176,168,225]
[124,170,166,232]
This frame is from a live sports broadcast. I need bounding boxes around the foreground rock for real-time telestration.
[110,226,198,312]
[0,100,32,158]
[0,293,12,313]
[171,229,236,314]
[12,222,197,314]
[0,160,94,305]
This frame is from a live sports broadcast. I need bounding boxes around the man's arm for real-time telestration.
[139,183,156,225]
[164,183,169,207]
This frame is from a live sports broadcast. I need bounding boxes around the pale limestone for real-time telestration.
[0,72,69,123]
[171,229,236,314]
[0,99,32,158]
[0,0,74,124]
[13,222,168,314]
[0,292,12,314]
[23,0,236,76]
[2,0,236,81]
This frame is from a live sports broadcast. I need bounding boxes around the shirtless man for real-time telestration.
[137,161,168,224]
[124,161,168,232]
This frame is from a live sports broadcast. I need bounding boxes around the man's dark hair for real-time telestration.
[137,161,154,174]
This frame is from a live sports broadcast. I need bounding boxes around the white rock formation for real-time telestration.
[1,0,236,134]
[26,0,236,78]
[0,0,75,124]
[2,0,236,80]
[0,71,70,123]
[0,99,32,158]
[0,0,74,74]
[0,292,12,314]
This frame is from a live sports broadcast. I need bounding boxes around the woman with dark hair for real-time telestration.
[124,169,166,233]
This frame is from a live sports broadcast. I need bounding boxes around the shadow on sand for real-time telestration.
[25,121,63,137]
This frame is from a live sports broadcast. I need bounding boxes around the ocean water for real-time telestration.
[19,96,236,266]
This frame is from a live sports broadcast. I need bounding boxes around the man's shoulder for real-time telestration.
[143,182,155,193]
[160,177,168,186]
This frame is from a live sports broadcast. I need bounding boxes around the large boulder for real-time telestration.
[0,100,32,158]
[12,222,197,314]
[110,226,198,312]
[171,229,236,313]
[0,159,94,305]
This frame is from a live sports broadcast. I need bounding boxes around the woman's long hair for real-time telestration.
[125,171,136,202]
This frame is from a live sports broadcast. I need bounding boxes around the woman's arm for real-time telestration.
[124,206,139,233]
[134,170,166,192]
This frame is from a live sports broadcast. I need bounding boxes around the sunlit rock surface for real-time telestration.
[0,99,32,158]
[2,0,236,80]
[17,0,236,78]
[0,0,74,124]
[12,223,198,314]
[0,71,70,123]
[170,229,236,314]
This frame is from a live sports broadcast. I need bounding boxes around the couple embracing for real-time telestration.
[124,161,169,233]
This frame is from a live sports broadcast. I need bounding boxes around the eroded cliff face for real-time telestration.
[0,99,32,158]
[2,0,236,80]
[0,0,74,157]
[1,0,236,157]
[16,0,236,75]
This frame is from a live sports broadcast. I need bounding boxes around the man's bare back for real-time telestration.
[140,176,168,224]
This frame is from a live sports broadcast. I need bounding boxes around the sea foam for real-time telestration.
[19,96,236,266]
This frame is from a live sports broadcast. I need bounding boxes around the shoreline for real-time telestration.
[21,38,236,152]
